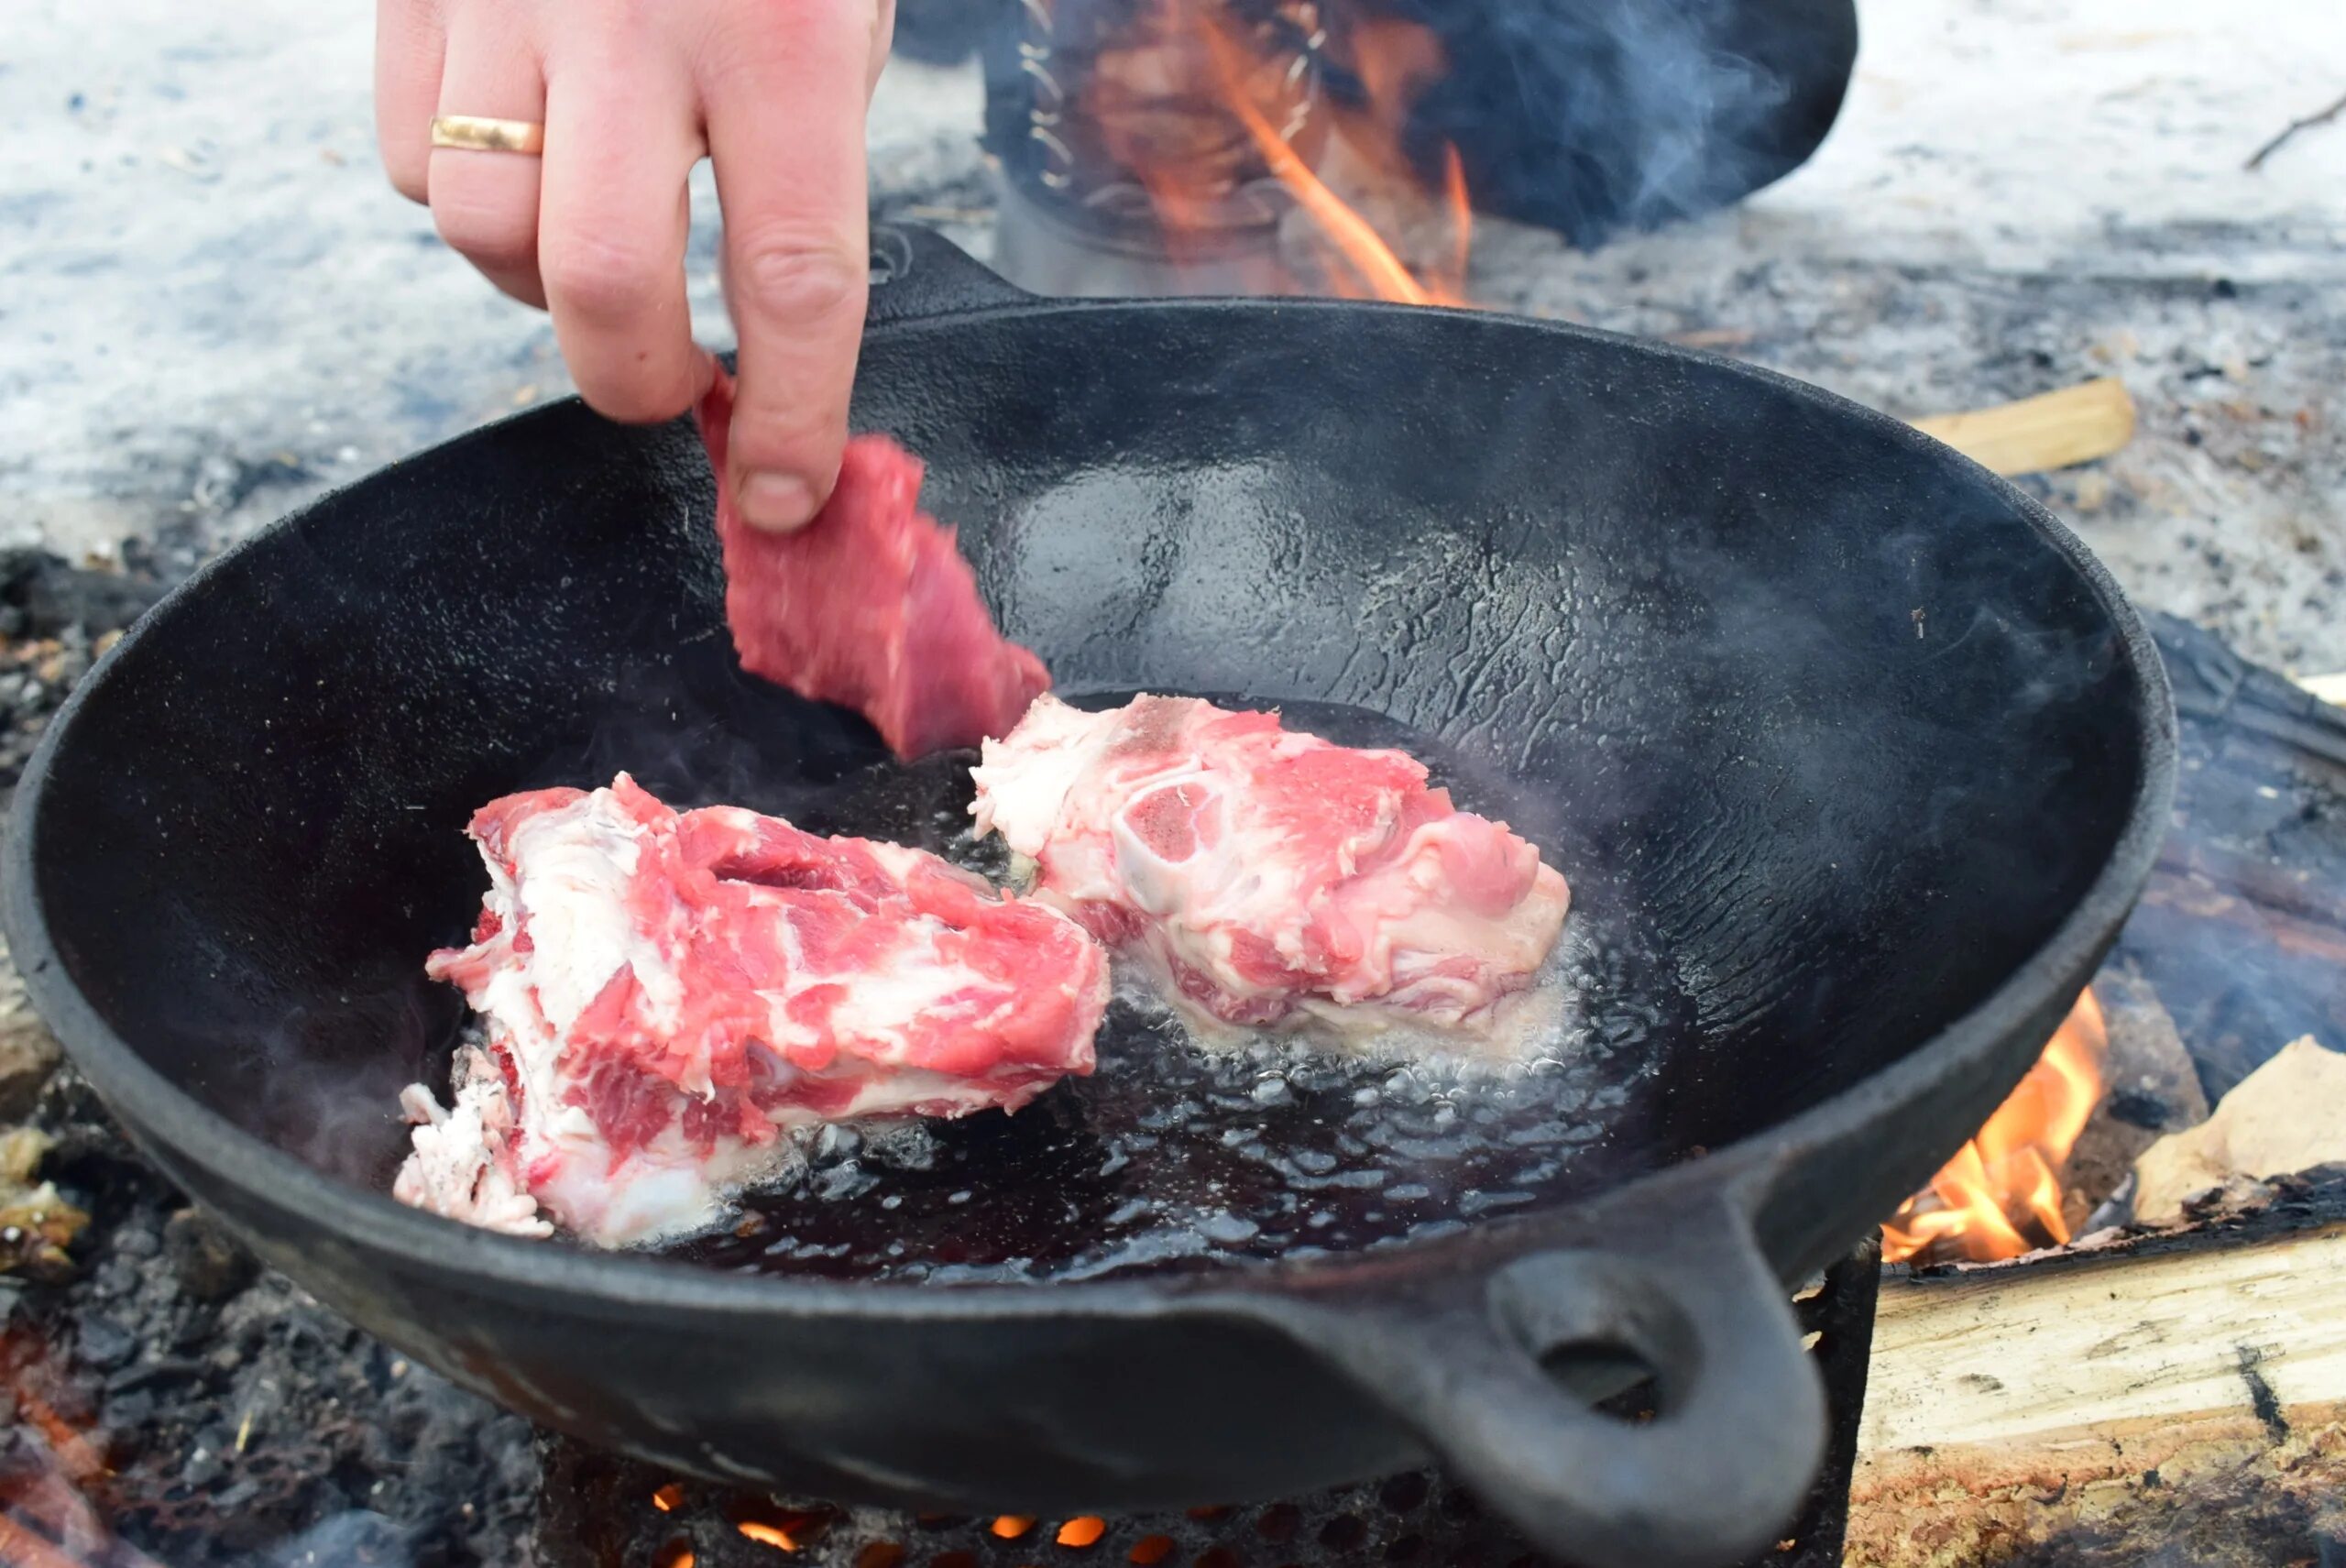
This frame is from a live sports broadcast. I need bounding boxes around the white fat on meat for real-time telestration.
[971,694,1571,1055]
[396,773,1108,1247]
[393,1055,551,1238]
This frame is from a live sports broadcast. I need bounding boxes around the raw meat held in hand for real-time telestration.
[696,369,1050,759]
[970,694,1570,1051]
[396,774,1108,1246]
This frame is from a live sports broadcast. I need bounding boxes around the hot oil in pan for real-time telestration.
[660,694,1692,1285]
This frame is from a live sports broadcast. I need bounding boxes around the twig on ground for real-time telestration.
[2245,88,2346,170]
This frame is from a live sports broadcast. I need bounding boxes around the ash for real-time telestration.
[0,542,193,793]
[3,1075,535,1568]
[0,542,532,1568]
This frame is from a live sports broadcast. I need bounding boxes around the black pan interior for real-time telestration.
[25,302,2145,1282]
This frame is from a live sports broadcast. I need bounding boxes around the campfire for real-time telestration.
[1843,614,2346,1563]
[1880,989,2108,1265]
[1876,613,2346,1279]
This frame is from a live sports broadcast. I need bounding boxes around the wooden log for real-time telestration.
[2154,837,2346,936]
[2138,872,2346,970]
[1909,378,2136,477]
[1848,1182,2346,1567]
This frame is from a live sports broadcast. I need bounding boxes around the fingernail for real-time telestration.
[739,471,817,532]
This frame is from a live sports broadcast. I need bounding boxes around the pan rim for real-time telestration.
[1,297,2176,1319]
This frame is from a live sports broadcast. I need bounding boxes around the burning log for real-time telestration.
[1200,8,1468,303]
[2055,963,2209,1235]
[1909,378,2137,477]
[1851,1172,2346,1568]
[992,0,1474,303]
[2117,613,2346,1111]
[2140,875,2346,972]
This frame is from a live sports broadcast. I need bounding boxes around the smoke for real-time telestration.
[960,0,1855,257]
[258,1510,410,1568]
[1394,0,1855,244]
[138,981,457,1192]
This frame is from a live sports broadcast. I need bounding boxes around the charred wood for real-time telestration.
[1850,1173,2346,1568]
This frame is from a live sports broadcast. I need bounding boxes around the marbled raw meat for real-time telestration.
[696,369,1049,759]
[396,773,1107,1245]
[970,694,1570,1051]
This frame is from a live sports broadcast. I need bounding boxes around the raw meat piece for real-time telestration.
[970,694,1570,1051]
[396,773,1107,1246]
[696,369,1050,759]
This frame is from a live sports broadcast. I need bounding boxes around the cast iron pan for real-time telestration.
[3,227,2172,1568]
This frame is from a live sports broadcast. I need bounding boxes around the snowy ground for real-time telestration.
[1,0,2341,668]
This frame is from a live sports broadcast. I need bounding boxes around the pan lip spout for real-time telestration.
[0,305,2176,1326]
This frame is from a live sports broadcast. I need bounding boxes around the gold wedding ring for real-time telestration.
[429,115,546,155]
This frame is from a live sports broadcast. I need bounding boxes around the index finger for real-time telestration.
[700,4,876,532]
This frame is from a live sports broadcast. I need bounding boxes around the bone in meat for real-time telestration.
[970,694,1570,1051]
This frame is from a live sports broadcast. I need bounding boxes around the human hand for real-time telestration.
[376,0,896,529]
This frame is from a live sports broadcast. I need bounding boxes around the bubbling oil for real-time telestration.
[646,693,1690,1285]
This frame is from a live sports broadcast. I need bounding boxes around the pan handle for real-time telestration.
[1285,1196,1825,1568]
[865,224,1034,329]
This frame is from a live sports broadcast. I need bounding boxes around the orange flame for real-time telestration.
[1440,143,1470,293]
[1096,0,1472,302]
[1085,0,1318,271]
[1304,17,1472,303]
[1882,988,2109,1264]
[1207,10,1469,303]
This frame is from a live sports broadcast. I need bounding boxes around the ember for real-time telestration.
[526,1263,1880,1568]
[1881,989,2109,1265]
